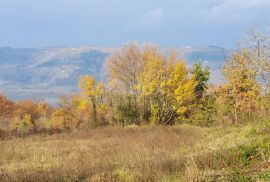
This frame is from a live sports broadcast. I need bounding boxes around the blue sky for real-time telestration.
[0,0,270,48]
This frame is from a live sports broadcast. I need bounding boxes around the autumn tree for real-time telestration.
[78,75,105,125]
[137,49,197,124]
[54,95,89,129]
[107,43,155,125]
[14,100,40,128]
[223,49,261,123]
[166,61,197,122]
[214,85,235,123]
[137,47,167,124]
[36,99,51,120]
[50,107,76,130]
[0,94,16,128]
[240,26,270,94]
[107,42,143,95]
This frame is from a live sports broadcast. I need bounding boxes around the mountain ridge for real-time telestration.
[0,46,228,104]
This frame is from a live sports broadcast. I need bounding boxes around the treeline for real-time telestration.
[0,28,270,134]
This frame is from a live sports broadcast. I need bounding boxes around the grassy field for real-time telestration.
[1,122,270,182]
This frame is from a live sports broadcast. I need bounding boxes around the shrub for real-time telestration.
[0,94,16,129]
[114,96,140,126]
[237,144,258,166]
[258,172,270,181]
[50,108,76,130]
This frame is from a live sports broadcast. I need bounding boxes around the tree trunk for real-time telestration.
[234,102,238,124]
[92,98,97,124]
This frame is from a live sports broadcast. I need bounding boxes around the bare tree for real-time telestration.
[107,42,144,95]
[239,25,270,94]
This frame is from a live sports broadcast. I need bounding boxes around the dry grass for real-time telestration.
[0,123,269,182]
[0,126,204,181]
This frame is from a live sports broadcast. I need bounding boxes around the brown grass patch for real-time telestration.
[0,126,203,181]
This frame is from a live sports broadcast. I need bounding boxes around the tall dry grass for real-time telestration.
[0,126,203,181]
[0,122,269,181]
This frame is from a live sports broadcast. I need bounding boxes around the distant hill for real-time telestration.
[0,46,229,104]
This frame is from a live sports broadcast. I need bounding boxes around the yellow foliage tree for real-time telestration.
[223,49,261,122]
[137,49,197,124]
[167,62,197,114]
[78,75,105,124]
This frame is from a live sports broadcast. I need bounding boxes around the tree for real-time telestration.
[107,42,143,95]
[0,94,16,128]
[57,95,90,129]
[223,49,261,122]
[167,62,197,121]
[137,47,167,124]
[37,99,51,121]
[78,75,105,124]
[14,100,41,127]
[240,26,270,94]
[107,43,156,124]
[186,63,213,125]
[50,107,77,130]
[137,49,197,124]
[191,62,210,99]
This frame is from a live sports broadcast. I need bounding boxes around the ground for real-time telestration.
[0,122,270,182]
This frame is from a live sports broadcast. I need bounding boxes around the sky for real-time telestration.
[0,0,270,48]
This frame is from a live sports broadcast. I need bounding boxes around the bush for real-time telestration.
[237,144,258,166]
[114,96,140,126]
[0,94,16,129]
[50,108,76,130]
[258,172,270,181]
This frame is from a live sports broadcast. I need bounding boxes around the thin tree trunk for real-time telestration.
[234,102,238,124]
[248,99,251,119]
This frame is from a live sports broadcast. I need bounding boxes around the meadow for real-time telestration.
[1,121,270,182]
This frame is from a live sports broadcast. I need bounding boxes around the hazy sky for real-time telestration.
[0,0,270,48]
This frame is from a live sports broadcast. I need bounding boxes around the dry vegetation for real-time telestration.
[1,121,270,182]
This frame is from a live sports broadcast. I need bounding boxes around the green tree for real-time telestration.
[191,62,210,99]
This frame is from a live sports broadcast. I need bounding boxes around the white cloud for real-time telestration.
[145,8,163,19]
[206,0,270,22]
[125,8,164,27]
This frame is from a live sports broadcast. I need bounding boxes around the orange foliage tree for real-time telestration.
[0,94,16,128]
